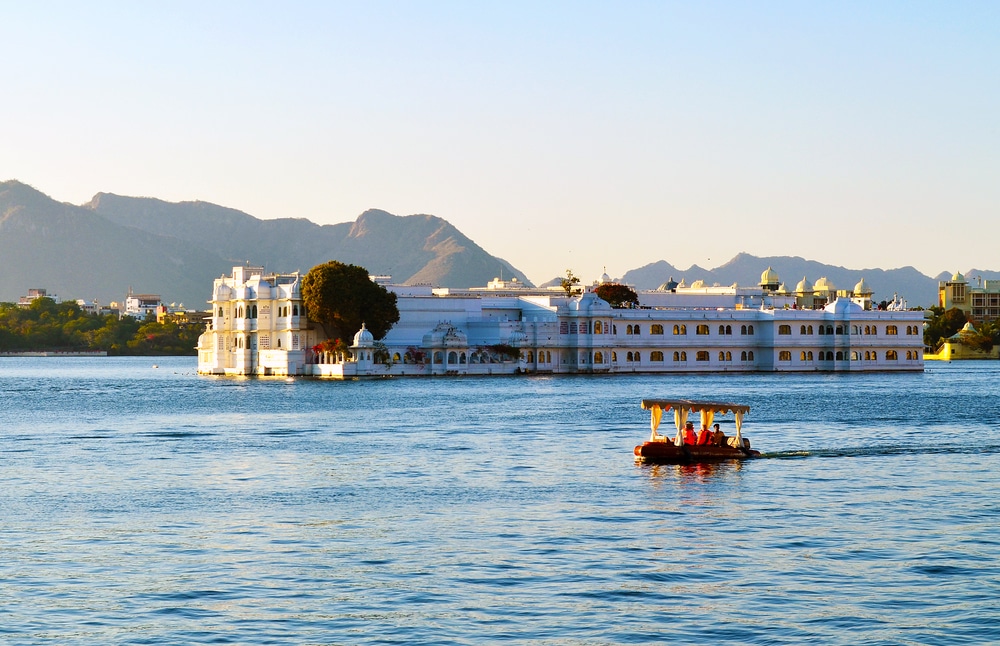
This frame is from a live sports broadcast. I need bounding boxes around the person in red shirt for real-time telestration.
[697,426,713,445]
[683,421,697,445]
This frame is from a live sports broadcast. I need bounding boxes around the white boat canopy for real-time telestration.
[641,399,751,447]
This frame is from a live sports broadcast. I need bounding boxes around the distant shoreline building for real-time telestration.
[939,272,1000,322]
[198,266,924,377]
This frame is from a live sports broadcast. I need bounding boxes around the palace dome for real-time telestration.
[795,276,813,293]
[853,278,872,295]
[760,267,779,285]
[657,277,679,291]
[825,297,864,315]
[952,271,966,282]
[352,323,374,347]
[814,277,835,292]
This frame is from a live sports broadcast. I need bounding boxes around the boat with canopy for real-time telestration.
[633,399,760,463]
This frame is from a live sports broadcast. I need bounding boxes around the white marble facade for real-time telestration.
[198,266,925,377]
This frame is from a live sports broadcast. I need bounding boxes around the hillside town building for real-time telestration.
[124,288,162,319]
[939,271,1000,322]
[198,265,924,377]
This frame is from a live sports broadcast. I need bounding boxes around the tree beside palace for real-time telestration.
[301,261,400,341]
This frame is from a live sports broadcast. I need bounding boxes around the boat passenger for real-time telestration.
[682,422,697,445]
[697,427,713,445]
[712,424,726,446]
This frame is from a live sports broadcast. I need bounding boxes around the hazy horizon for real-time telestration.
[4,2,997,285]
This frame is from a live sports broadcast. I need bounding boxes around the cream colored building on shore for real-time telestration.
[197,266,925,377]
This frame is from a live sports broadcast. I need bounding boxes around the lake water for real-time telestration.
[1,357,998,645]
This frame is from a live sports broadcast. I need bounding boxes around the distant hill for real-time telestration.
[0,180,529,307]
[620,252,965,307]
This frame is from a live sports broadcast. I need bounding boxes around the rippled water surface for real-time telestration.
[2,357,999,644]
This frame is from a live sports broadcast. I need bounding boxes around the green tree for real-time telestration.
[560,269,580,296]
[301,261,400,341]
[594,283,639,308]
[923,307,968,349]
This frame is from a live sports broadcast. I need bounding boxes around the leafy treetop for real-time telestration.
[560,269,580,296]
[594,283,639,308]
[301,261,400,341]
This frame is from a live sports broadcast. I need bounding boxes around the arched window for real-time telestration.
[634,352,641,362]
[871,351,878,361]
[835,351,844,360]
[626,324,633,335]
[696,351,709,361]
[741,325,748,335]
[719,325,726,335]
[886,350,898,360]
[595,351,604,363]
[632,325,641,335]
[673,351,680,361]
[827,325,834,335]
[800,350,807,361]
[835,326,844,335]
[778,325,791,335]
[680,351,687,361]
[800,325,807,335]
[460,352,468,364]
[651,324,663,335]
[626,351,633,362]
[594,321,603,334]
[826,351,834,361]
[218,307,223,317]
[719,351,726,361]
[251,305,258,318]
[779,351,791,361]
[725,351,732,361]
[696,324,710,335]
[546,351,552,362]
[611,351,617,362]
[393,352,401,362]
[277,338,282,348]
[851,351,860,360]
[741,351,748,361]
[433,351,443,364]
[527,351,535,363]
[747,351,754,361]
[807,351,814,360]
[725,325,732,335]
[448,351,458,363]
[818,326,825,335]
[650,351,663,361]
[887,325,898,335]
[748,325,754,335]
[808,325,813,335]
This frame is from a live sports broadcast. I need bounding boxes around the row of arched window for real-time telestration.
[778,349,918,362]
[614,323,756,336]
[778,323,922,336]
[219,303,300,319]
[601,350,756,363]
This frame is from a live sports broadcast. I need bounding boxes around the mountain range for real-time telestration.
[2,179,995,309]
[0,180,528,307]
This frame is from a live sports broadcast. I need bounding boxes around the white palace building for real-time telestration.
[197,265,925,378]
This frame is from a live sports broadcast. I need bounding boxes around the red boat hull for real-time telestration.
[634,441,760,464]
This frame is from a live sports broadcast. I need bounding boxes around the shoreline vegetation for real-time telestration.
[0,298,201,356]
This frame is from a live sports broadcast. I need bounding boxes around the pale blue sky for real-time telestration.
[3,1,997,284]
